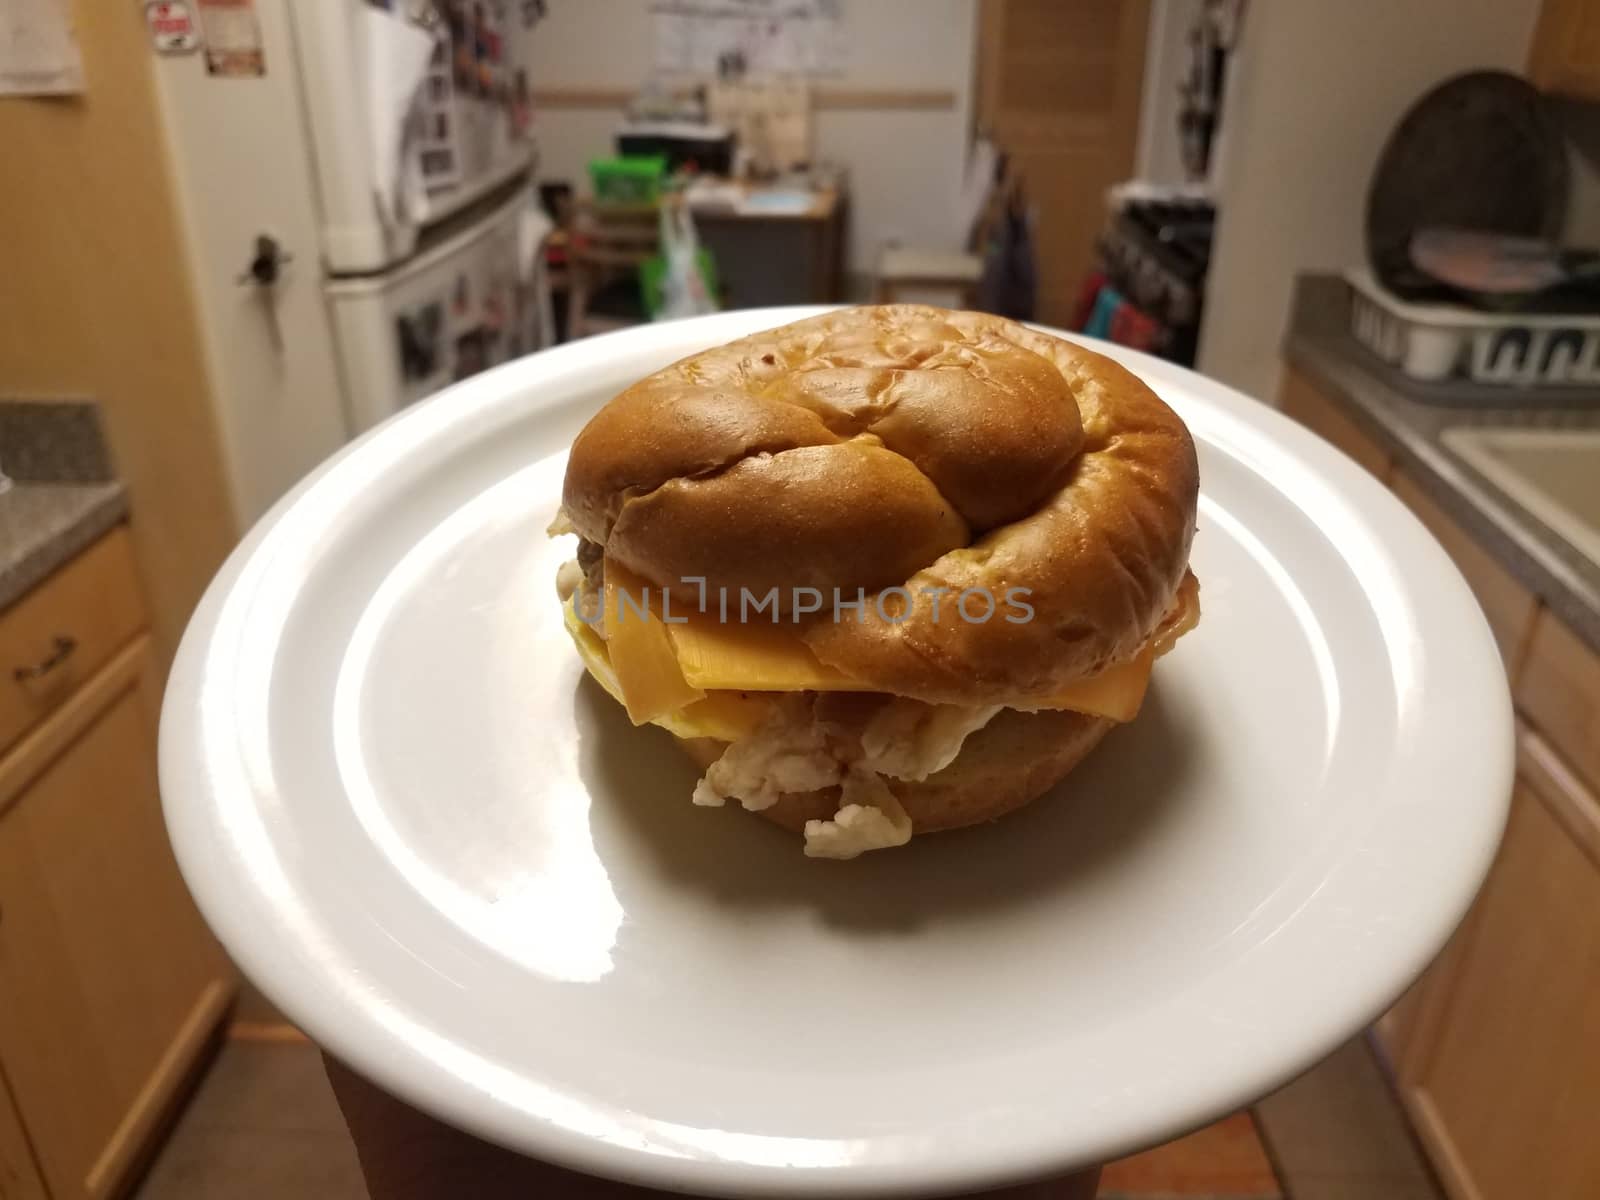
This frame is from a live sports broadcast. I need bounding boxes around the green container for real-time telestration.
[587,155,667,204]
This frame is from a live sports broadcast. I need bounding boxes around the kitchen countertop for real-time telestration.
[0,399,129,613]
[1282,274,1600,654]
[0,481,129,612]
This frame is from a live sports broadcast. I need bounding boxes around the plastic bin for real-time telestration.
[588,155,667,205]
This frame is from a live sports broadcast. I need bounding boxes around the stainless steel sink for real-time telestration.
[1441,427,1600,567]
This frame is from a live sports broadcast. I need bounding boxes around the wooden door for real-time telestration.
[976,0,1150,326]
[1528,0,1600,100]
[1397,731,1600,1200]
[0,641,233,1200]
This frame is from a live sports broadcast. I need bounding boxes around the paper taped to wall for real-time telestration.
[0,0,84,96]
[651,0,847,77]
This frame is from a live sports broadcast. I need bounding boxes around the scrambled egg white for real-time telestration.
[690,695,999,858]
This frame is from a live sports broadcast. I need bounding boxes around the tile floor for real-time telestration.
[1254,1038,1444,1200]
[1100,1112,1279,1198]
[133,1038,364,1199]
[132,986,1443,1200]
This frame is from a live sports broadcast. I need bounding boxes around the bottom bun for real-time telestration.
[677,707,1115,835]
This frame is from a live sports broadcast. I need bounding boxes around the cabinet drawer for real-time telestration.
[0,528,145,757]
[1517,609,1600,795]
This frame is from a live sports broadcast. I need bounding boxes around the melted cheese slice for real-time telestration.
[602,564,704,724]
[1037,648,1152,723]
[579,556,1175,731]
[565,599,773,741]
[668,617,877,693]
[665,592,1153,721]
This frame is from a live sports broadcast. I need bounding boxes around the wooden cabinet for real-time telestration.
[0,1073,47,1200]
[1517,609,1600,796]
[1276,374,1544,681]
[1371,922,1474,1079]
[1278,368,1395,483]
[0,532,146,759]
[1529,0,1600,101]
[1391,470,1539,676]
[1278,368,1600,1200]
[0,534,233,1200]
[1395,732,1600,1200]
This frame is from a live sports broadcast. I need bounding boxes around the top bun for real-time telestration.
[562,305,1198,706]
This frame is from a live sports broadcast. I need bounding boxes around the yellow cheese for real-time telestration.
[1036,648,1153,723]
[678,688,778,741]
[563,604,622,697]
[667,616,876,693]
[602,563,705,725]
[668,602,1152,721]
[1041,573,1193,720]
[563,601,773,741]
[569,556,1172,730]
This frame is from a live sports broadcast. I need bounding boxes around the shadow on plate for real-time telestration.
[575,677,1196,933]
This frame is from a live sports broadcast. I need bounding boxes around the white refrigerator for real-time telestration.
[151,0,547,523]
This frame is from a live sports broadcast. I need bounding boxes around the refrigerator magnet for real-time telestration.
[197,0,265,77]
[145,1,201,55]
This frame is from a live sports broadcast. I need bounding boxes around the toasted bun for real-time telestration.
[563,305,1198,706]
[677,707,1114,835]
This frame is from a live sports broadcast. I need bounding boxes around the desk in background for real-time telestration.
[554,184,850,340]
[687,184,848,308]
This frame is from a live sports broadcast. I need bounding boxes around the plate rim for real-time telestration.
[160,308,1514,1197]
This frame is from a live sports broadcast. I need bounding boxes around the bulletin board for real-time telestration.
[650,0,848,77]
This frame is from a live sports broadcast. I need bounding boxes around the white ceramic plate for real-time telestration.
[161,310,1512,1198]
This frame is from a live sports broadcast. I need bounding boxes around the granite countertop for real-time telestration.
[1283,274,1600,653]
[0,400,129,613]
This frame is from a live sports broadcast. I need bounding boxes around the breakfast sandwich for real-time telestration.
[551,305,1200,857]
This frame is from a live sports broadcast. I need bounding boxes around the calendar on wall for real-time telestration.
[650,0,848,78]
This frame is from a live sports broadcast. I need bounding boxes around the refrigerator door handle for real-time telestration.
[237,234,294,288]
[237,234,293,352]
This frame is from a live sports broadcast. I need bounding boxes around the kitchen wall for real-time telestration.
[523,0,979,276]
[1196,0,1544,402]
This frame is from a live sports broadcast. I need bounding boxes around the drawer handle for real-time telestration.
[13,635,78,682]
